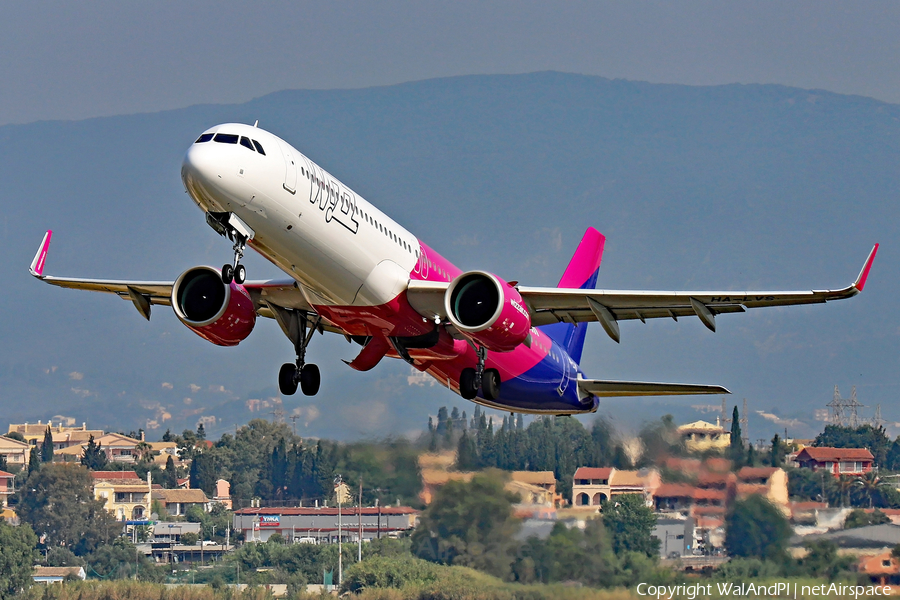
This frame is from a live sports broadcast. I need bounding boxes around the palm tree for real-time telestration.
[856,471,886,508]
[836,475,854,507]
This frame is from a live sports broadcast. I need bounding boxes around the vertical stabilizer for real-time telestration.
[538,228,605,364]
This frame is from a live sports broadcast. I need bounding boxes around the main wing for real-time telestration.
[28,230,343,334]
[519,244,878,342]
[407,244,878,343]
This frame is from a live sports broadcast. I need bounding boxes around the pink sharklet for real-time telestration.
[30,230,53,277]
[854,243,879,292]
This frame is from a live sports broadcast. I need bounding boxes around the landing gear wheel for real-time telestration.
[300,363,320,396]
[482,368,501,400]
[279,363,298,395]
[234,264,246,284]
[460,368,478,400]
[222,264,234,284]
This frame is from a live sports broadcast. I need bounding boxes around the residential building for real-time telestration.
[572,467,612,506]
[510,471,561,506]
[736,466,790,515]
[32,567,86,583]
[213,478,232,509]
[152,488,210,516]
[8,422,103,448]
[572,468,660,507]
[859,551,900,586]
[57,433,143,464]
[677,420,731,453]
[92,471,151,521]
[233,506,419,543]
[794,447,874,478]
[0,470,14,507]
[0,436,30,468]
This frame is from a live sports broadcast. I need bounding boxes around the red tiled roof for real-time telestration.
[738,467,779,480]
[91,471,140,480]
[693,488,728,501]
[0,470,13,477]
[573,467,613,480]
[654,483,696,498]
[697,472,735,486]
[796,447,874,461]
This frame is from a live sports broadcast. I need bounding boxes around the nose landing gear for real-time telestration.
[205,211,254,285]
[459,345,501,401]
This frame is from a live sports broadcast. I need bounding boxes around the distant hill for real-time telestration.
[1,72,897,441]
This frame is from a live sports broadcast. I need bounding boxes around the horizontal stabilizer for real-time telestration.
[577,379,729,397]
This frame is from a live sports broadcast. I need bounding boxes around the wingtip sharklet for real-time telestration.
[29,230,52,278]
[853,243,879,292]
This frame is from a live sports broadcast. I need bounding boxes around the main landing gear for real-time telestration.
[459,345,501,401]
[276,309,321,397]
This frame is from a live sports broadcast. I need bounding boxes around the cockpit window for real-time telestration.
[214,133,239,144]
[239,136,255,151]
[195,133,214,143]
[252,140,266,155]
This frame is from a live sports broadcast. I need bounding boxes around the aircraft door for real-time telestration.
[280,142,297,194]
[557,349,570,396]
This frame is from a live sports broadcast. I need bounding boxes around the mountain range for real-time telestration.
[1,72,897,444]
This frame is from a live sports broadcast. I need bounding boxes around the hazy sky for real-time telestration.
[2,1,898,126]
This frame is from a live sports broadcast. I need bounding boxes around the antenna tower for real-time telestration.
[846,386,865,428]
[827,385,847,426]
[721,398,731,429]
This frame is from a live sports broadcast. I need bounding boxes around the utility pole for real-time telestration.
[358,476,363,562]
[335,474,344,586]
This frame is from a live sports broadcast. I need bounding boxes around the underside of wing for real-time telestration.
[578,379,729,397]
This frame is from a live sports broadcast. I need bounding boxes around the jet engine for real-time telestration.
[171,266,256,346]
[444,271,531,352]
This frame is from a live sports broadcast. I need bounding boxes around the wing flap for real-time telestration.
[578,379,730,397]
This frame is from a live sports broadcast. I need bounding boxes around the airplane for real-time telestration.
[29,122,879,415]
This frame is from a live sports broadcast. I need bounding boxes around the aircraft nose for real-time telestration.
[182,143,219,187]
[182,140,228,212]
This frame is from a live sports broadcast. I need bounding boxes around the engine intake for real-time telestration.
[171,266,256,346]
[445,271,531,352]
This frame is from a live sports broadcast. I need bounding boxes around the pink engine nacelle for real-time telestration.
[444,271,531,352]
[171,266,256,346]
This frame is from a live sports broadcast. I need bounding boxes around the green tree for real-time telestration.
[724,495,791,561]
[856,472,888,508]
[163,455,178,488]
[190,452,217,495]
[80,435,107,470]
[730,406,744,463]
[800,539,853,579]
[411,471,520,578]
[844,508,891,529]
[601,494,659,557]
[41,426,54,463]
[180,532,199,545]
[770,434,783,467]
[0,519,39,600]
[455,430,478,470]
[85,537,163,581]
[15,463,118,555]
[28,446,40,474]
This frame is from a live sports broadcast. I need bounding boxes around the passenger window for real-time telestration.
[195,133,214,143]
[252,140,266,155]
[214,133,239,144]
[240,137,255,151]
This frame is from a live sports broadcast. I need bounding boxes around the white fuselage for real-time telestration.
[181,123,420,310]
